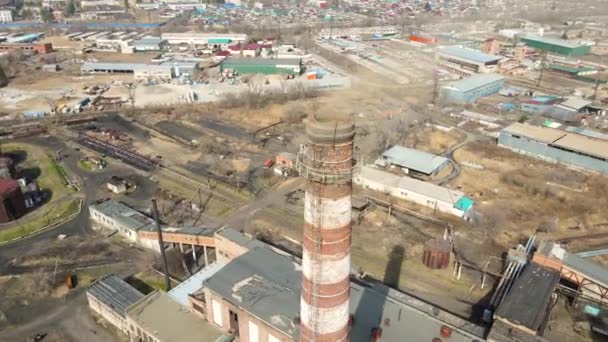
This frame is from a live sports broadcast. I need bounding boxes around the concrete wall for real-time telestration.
[138,230,214,247]
[86,292,129,334]
[214,233,251,264]
[203,289,291,342]
[89,206,139,242]
[126,315,160,342]
[498,132,608,174]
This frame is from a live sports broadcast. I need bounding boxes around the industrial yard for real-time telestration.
[1,0,608,342]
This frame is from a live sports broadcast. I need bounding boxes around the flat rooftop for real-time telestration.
[90,200,156,232]
[87,274,144,317]
[203,246,485,341]
[444,73,505,93]
[438,46,501,64]
[502,123,608,160]
[127,291,224,342]
[215,228,267,250]
[495,264,560,332]
[204,247,301,338]
[357,166,465,206]
[522,35,583,49]
[382,145,449,175]
[502,123,567,144]
[167,261,226,306]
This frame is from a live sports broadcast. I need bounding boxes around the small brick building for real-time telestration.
[0,179,27,223]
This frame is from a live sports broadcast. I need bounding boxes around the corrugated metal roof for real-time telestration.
[444,73,504,93]
[558,97,592,110]
[522,35,581,49]
[552,133,608,160]
[168,261,226,306]
[382,145,449,175]
[127,291,223,341]
[87,274,144,317]
[564,126,608,141]
[502,123,566,144]
[438,46,501,63]
[356,166,465,205]
[563,253,608,287]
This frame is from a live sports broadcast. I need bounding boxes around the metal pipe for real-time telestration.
[152,199,171,291]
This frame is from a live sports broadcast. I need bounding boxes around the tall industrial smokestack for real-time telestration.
[297,115,355,342]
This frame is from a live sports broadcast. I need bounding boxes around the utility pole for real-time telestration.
[152,199,171,291]
[537,52,547,87]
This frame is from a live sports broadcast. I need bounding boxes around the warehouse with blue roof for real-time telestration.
[440,73,505,104]
[437,46,502,74]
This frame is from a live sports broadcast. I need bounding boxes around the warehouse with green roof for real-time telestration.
[220,57,302,75]
[520,35,591,56]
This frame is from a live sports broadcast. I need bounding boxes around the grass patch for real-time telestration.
[77,160,94,172]
[126,271,166,294]
[0,143,71,200]
[47,154,69,185]
[0,199,80,243]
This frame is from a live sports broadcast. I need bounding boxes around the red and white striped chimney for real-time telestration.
[298,116,355,342]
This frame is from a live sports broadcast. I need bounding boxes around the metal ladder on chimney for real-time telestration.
[309,144,325,341]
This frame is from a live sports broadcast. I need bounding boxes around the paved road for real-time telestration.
[0,288,123,342]
[0,135,146,266]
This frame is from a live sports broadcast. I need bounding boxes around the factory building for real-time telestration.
[89,200,217,257]
[481,38,502,55]
[6,33,44,43]
[89,200,159,251]
[161,32,247,46]
[489,264,560,340]
[0,43,53,54]
[196,243,485,342]
[533,241,608,306]
[408,32,437,45]
[380,145,449,179]
[521,95,562,115]
[520,35,591,56]
[498,123,608,174]
[132,37,168,52]
[318,26,398,40]
[86,274,145,334]
[0,10,12,23]
[354,165,473,218]
[440,73,505,104]
[551,97,592,122]
[436,46,502,74]
[81,62,197,79]
[220,58,302,75]
[0,179,27,223]
[125,291,224,342]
